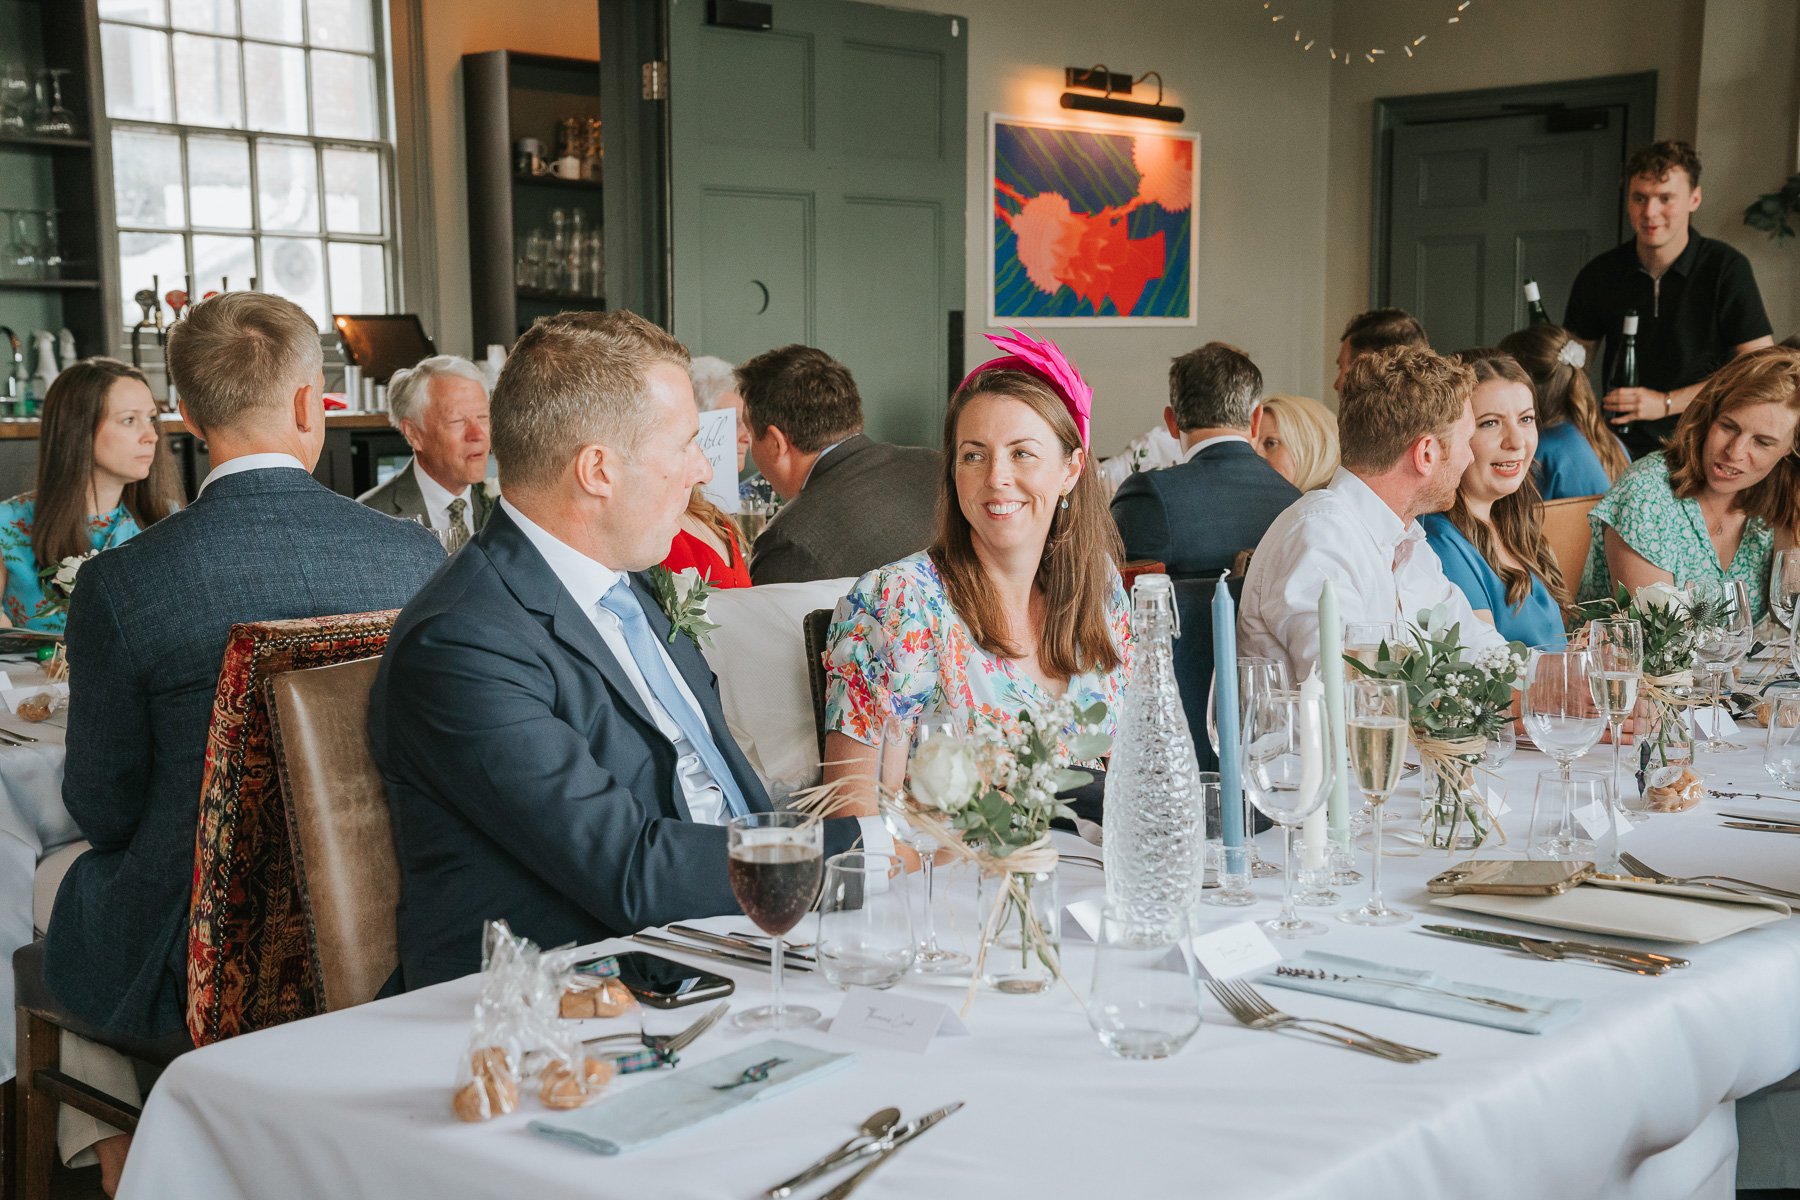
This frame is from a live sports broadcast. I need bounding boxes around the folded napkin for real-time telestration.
[1430,880,1789,944]
[1255,951,1581,1035]
[529,1039,853,1155]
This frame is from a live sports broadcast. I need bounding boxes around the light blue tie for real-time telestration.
[597,578,750,819]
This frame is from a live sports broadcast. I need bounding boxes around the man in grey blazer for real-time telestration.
[1110,342,1301,578]
[41,292,443,1185]
[358,354,496,551]
[369,311,886,989]
[738,344,939,585]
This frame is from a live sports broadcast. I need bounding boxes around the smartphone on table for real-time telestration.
[579,950,736,1009]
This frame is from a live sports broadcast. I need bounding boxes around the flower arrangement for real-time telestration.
[1346,607,1526,849]
[36,550,96,618]
[645,566,717,646]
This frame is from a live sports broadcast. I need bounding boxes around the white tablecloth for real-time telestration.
[118,742,1800,1200]
[0,664,73,1079]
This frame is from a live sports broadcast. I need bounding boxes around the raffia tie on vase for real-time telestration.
[1641,670,1698,712]
[1414,732,1507,852]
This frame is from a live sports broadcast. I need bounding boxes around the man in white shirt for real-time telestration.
[358,355,494,550]
[369,310,889,989]
[1240,345,1505,682]
[1109,342,1301,577]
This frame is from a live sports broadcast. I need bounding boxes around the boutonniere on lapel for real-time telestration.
[645,566,719,647]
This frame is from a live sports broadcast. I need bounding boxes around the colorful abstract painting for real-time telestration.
[989,116,1199,326]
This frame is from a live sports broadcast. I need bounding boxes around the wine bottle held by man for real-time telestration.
[1523,279,1551,326]
[1613,310,1639,438]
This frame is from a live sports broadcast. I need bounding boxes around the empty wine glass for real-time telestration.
[1240,687,1332,939]
[1589,619,1643,849]
[1340,678,1411,926]
[0,63,30,134]
[1763,693,1800,789]
[882,714,971,973]
[1690,579,1752,751]
[1770,550,1800,635]
[1207,656,1287,878]
[727,810,823,1031]
[31,69,74,137]
[1523,645,1605,786]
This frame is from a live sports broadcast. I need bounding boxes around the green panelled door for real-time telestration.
[667,0,967,449]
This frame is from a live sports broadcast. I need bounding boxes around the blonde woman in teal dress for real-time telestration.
[1579,347,1800,618]
[0,359,180,631]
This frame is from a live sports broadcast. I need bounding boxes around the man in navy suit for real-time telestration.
[42,291,443,1189]
[1110,342,1300,578]
[369,310,883,990]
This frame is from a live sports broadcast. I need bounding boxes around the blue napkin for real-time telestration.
[1254,951,1581,1035]
[529,1039,854,1155]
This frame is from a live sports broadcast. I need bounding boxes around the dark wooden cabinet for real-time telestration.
[463,51,605,352]
[0,0,120,409]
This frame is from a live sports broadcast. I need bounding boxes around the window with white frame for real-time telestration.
[97,0,394,332]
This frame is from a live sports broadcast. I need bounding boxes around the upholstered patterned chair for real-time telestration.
[185,611,397,1047]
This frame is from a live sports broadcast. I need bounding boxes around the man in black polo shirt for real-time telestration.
[1564,140,1774,458]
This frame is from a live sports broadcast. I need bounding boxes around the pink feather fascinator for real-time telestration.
[957,328,1094,449]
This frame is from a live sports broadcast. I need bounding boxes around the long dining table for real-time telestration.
[116,737,1800,1200]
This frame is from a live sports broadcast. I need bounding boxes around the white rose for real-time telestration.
[907,736,980,813]
[670,566,706,607]
[1636,582,1689,615]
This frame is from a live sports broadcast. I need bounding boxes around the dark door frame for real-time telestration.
[1370,71,1658,307]
[599,0,673,328]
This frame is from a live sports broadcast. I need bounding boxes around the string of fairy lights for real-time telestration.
[1260,0,1475,65]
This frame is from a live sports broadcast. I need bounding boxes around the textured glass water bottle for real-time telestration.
[1102,574,1207,926]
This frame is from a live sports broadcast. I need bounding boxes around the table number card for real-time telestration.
[828,987,967,1054]
[696,408,740,514]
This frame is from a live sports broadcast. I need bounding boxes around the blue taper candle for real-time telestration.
[1213,575,1245,861]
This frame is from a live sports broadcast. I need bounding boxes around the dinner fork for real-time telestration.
[1616,852,1800,902]
[582,1000,730,1054]
[1205,980,1437,1063]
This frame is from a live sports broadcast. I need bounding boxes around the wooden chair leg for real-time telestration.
[15,1010,56,1200]
[0,1076,14,1200]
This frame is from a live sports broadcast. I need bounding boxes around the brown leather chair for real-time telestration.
[1540,494,1602,602]
[802,608,833,761]
[266,657,401,1014]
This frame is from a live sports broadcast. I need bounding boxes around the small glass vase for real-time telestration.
[975,866,1060,995]
[1636,692,1696,796]
[1417,750,1493,851]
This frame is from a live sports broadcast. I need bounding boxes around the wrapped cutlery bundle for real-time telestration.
[1429,877,1790,944]
[1256,951,1581,1033]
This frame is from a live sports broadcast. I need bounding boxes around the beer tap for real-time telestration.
[130,287,158,370]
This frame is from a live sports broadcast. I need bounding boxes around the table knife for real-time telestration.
[1723,821,1800,835]
[667,923,815,963]
[1420,925,1682,972]
[1719,812,1800,827]
[631,931,815,973]
[818,1103,963,1200]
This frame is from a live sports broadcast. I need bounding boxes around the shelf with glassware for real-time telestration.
[464,50,605,349]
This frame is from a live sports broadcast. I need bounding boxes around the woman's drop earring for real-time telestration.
[1059,493,1070,510]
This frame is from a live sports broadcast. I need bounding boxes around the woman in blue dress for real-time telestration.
[1423,350,1567,648]
[1498,324,1629,500]
[0,358,179,631]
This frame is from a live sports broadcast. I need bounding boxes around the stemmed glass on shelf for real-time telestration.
[1522,644,1606,858]
[1339,678,1411,926]
[1206,656,1287,877]
[31,69,75,138]
[1240,687,1332,938]
[879,714,971,973]
[726,810,823,1031]
[1589,618,1643,829]
[0,62,30,134]
[1689,578,1753,752]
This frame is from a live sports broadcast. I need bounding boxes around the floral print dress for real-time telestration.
[1578,452,1773,618]
[0,492,140,632]
[823,551,1133,748]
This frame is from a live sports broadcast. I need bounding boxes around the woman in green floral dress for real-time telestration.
[0,359,180,631]
[1579,347,1800,619]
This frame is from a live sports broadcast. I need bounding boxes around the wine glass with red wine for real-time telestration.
[727,811,824,1030]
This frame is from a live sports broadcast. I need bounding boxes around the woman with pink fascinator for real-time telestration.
[820,330,1132,799]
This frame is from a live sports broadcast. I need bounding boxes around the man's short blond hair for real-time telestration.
[166,292,322,431]
[1337,346,1473,472]
[490,310,691,491]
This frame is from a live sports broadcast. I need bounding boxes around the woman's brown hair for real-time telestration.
[1496,324,1628,483]
[683,486,742,568]
[33,358,179,570]
[930,369,1123,680]
[1446,350,1565,608]
[1664,346,1800,533]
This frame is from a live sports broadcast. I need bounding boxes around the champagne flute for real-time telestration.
[1240,688,1332,938]
[1589,618,1642,860]
[727,811,824,1030]
[1339,678,1411,926]
[1523,645,1604,786]
[1343,621,1399,669]
[1207,656,1287,877]
[1690,579,1752,751]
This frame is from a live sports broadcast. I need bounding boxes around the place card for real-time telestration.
[1190,921,1282,981]
[1574,799,1633,840]
[827,987,966,1054]
[1061,898,1103,943]
[1688,706,1738,739]
[1485,787,1511,819]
